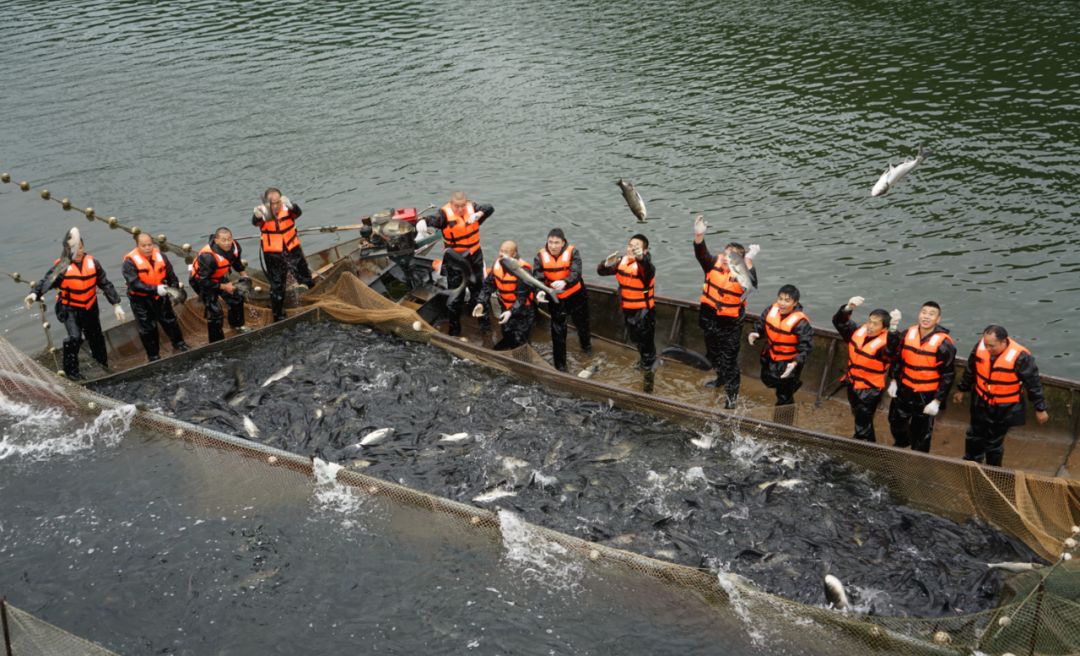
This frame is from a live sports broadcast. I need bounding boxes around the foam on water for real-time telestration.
[0,395,134,461]
[311,457,372,528]
[498,510,583,594]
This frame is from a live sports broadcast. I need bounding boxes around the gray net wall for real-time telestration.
[2,600,118,656]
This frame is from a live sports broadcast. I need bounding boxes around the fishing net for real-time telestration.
[3,268,1080,654]
[1,600,118,656]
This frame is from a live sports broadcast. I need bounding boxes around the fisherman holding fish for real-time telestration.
[474,241,536,350]
[252,187,314,322]
[832,297,902,442]
[427,191,495,337]
[25,227,125,380]
[534,228,592,371]
[749,285,812,407]
[597,235,656,383]
[693,215,758,408]
[189,227,251,344]
[887,301,956,453]
[122,232,190,362]
[953,325,1049,466]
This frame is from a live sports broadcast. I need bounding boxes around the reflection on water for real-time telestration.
[1,0,1078,375]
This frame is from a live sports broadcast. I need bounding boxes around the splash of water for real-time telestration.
[311,457,371,527]
[0,395,135,461]
[498,509,583,593]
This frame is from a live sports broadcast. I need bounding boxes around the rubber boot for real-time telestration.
[62,340,83,381]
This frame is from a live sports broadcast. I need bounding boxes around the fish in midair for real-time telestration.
[261,365,294,388]
[358,427,395,447]
[725,249,756,300]
[824,575,851,610]
[871,145,931,197]
[497,257,559,304]
[36,227,83,294]
[616,179,647,222]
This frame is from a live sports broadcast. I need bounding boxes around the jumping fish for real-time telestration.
[438,432,470,443]
[242,415,260,438]
[824,574,851,610]
[358,427,395,447]
[261,364,294,388]
[616,179,647,222]
[725,249,756,300]
[497,257,560,304]
[871,145,931,197]
[36,227,82,293]
[472,488,517,503]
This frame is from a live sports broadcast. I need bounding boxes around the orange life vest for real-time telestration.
[700,255,747,318]
[615,256,654,310]
[191,244,235,284]
[974,338,1030,405]
[846,325,890,390]
[492,258,533,310]
[260,204,300,253]
[764,304,808,362]
[124,247,167,297]
[441,202,481,255]
[55,255,99,310]
[538,245,582,300]
[899,326,953,393]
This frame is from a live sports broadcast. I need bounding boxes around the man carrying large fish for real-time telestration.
[534,228,592,372]
[693,215,758,408]
[427,191,495,337]
[474,241,538,351]
[597,234,656,388]
[122,232,190,362]
[25,227,126,380]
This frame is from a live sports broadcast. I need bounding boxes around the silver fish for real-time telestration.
[242,415,260,438]
[164,285,187,305]
[63,227,81,262]
[987,562,1043,573]
[358,427,395,447]
[497,257,560,304]
[616,179,647,222]
[757,478,803,491]
[438,432,470,443]
[437,249,476,304]
[261,364,294,388]
[724,250,755,300]
[38,227,83,293]
[871,145,931,197]
[501,456,530,471]
[472,488,517,503]
[824,574,850,610]
[578,361,602,379]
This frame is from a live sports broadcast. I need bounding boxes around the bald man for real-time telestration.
[427,191,494,336]
[474,241,536,351]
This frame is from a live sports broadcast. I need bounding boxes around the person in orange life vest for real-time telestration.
[122,232,189,362]
[426,191,494,336]
[532,228,592,372]
[474,241,536,351]
[597,234,656,371]
[189,227,250,344]
[749,285,812,406]
[693,215,759,409]
[953,325,1049,467]
[27,228,124,380]
[252,187,314,322]
[832,297,902,442]
[886,301,956,453]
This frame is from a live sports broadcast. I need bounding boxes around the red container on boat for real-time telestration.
[392,207,418,223]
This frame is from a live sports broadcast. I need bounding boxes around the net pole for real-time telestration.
[1,597,12,656]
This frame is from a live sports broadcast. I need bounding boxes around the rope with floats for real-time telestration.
[3,271,59,369]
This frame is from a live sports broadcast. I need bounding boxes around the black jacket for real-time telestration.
[190,239,246,294]
[957,340,1048,426]
[478,260,533,315]
[831,304,902,372]
[695,240,757,323]
[425,203,494,232]
[597,253,655,287]
[533,245,584,297]
[890,324,957,403]
[754,302,813,365]
[122,251,180,298]
[32,254,121,307]
[252,203,302,228]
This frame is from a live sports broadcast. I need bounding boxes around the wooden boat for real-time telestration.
[57,235,1079,479]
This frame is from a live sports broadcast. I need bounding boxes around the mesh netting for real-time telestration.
[3,270,1080,655]
[2,600,118,656]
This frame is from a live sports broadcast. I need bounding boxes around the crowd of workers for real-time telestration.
[22,189,1051,467]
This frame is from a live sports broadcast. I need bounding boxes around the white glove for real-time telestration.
[889,309,902,329]
[156,285,168,296]
[604,252,620,268]
[887,380,898,398]
[415,219,429,238]
[748,332,759,346]
[631,244,644,260]
[746,244,760,260]
[780,362,797,379]
[114,305,126,322]
[551,280,566,292]
[280,195,292,209]
[923,399,940,416]
[466,211,480,225]
[535,291,548,304]
[693,215,707,236]
[846,296,865,311]
[23,292,38,309]
[471,304,486,318]
[254,204,268,220]
[498,310,511,325]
